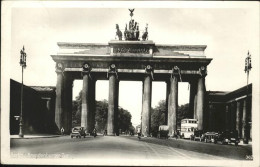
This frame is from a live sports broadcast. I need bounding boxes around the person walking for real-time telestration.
[103,129,107,136]
[61,127,64,135]
[137,127,141,140]
[92,128,97,138]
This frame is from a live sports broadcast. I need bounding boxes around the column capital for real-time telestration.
[170,66,181,81]
[145,65,153,73]
[173,66,180,75]
[55,62,65,73]
[199,66,207,77]
[82,63,91,76]
[107,64,118,79]
[144,65,154,80]
[82,63,91,74]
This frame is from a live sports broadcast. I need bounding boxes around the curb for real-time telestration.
[10,135,62,139]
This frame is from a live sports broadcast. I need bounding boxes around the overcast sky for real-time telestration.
[6,2,259,126]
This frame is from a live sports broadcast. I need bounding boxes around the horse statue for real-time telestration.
[135,25,140,40]
[116,24,122,40]
[142,25,148,41]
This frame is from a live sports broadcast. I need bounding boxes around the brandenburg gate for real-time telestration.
[51,10,212,136]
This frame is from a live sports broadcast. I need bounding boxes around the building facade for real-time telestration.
[206,84,252,141]
[10,79,58,135]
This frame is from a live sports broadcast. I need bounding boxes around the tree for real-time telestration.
[95,100,108,133]
[150,100,191,136]
[151,100,167,136]
[72,90,82,126]
[118,107,133,134]
[72,90,133,134]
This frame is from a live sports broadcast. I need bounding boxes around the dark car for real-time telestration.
[200,132,218,143]
[214,130,240,146]
[190,130,204,141]
[70,127,87,138]
[157,125,169,139]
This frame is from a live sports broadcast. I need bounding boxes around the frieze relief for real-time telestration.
[113,47,149,54]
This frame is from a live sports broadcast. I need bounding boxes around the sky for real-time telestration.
[5,2,259,127]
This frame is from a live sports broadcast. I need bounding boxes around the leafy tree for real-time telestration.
[150,100,191,136]
[72,90,133,134]
[72,91,82,126]
[118,107,133,133]
[95,100,108,132]
[151,100,166,136]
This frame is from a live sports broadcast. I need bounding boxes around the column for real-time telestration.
[225,104,230,131]
[230,102,236,131]
[140,81,144,133]
[64,77,73,134]
[196,77,205,130]
[107,73,118,135]
[236,101,241,138]
[46,99,51,111]
[165,81,170,125]
[141,74,152,137]
[168,76,178,137]
[242,99,248,143]
[115,80,119,136]
[89,79,96,133]
[193,93,197,119]
[81,72,91,132]
[208,104,214,131]
[189,80,197,119]
[55,70,64,132]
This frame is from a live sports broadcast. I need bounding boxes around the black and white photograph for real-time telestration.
[1,1,259,166]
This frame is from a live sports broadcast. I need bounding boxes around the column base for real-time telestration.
[243,139,249,144]
[142,135,151,137]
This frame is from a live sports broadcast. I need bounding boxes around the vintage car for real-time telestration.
[70,126,87,138]
[214,130,240,146]
[157,125,169,139]
[200,132,218,143]
[190,130,204,141]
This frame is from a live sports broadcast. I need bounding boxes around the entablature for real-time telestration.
[56,41,207,58]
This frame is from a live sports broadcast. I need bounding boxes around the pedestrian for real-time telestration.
[103,129,107,136]
[61,127,64,135]
[92,128,97,138]
[137,127,141,140]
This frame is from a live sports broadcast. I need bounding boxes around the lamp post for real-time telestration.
[244,51,252,87]
[19,46,27,138]
[243,51,252,144]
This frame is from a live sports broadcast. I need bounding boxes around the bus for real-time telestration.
[180,119,198,139]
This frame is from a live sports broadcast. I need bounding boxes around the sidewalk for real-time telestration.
[168,137,252,147]
[10,134,61,139]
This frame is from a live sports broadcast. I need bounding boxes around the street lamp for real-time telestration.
[243,51,252,144]
[19,46,27,138]
[244,51,252,86]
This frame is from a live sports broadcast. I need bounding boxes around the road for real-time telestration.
[10,135,252,164]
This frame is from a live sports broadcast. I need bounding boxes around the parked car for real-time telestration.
[201,132,218,143]
[157,125,169,139]
[214,130,240,146]
[70,127,87,138]
[190,130,204,141]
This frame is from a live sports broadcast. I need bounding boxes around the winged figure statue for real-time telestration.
[129,8,135,17]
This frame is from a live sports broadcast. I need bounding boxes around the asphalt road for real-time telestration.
[10,135,252,162]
